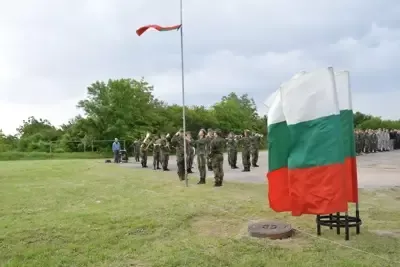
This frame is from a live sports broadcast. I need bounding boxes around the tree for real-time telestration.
[212,93,263,134]
[4,77,398,154]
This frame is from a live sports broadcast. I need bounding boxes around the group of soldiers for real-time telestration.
[354,129,400,154]
[130,129,263,187]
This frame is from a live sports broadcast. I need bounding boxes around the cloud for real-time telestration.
[1,0,400,134]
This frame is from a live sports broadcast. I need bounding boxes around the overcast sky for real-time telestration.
[1,0,400,134]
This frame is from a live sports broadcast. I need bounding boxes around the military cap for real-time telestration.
[207,128,214,132]
[214,128,222,135]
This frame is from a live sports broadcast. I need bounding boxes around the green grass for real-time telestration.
[0,160,399,267]
[0,151,111,161]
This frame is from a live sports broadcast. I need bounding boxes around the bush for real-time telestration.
[0,151,112,161]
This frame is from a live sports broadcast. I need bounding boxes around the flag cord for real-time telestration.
[179,0,188,187]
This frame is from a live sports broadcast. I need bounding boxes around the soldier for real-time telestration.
[206,128,214,171]
[152,136,162,170]
[240,130,251,172]
[186,132,195,173]
[226,132,239,169]
[371,130,378,152]
[385,129,391,151]
[359,130,366,154]
[209,128,225,187]
[365,129,372,153]
[140,142,148,168]
[133,139,141,162]
[194,129,208,184]
[250,132,262,167]
[171,129,189,181]
[354,130,360,155]
[160,133,171,171]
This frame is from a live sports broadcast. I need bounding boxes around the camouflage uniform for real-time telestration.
[171,131,190,181]
[160,135,171,171]
[226,133,239,169]
[250,134,261,167]
[240,130,251,172]
[133,140,141,162]
[140,143,148,168]
[371,131,378,152]
[195,133,208,184]
[186,132,195,173]
[153,138,161,170]
[206,129,214,171]
[209,129,225,187]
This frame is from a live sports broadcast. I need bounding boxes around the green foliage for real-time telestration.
[0,78,399,158]
[354,111,400,130]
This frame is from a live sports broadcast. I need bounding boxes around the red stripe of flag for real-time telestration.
[136,24,182,36]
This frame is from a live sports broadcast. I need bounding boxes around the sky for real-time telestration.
[1,0,400,135]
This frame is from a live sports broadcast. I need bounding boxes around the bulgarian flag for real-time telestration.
[136,24,182,36]
[266,90,291,212]
[280,67,348,216]
[335,71,359,203]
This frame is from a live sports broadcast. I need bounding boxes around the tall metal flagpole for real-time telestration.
[180,0,188,187]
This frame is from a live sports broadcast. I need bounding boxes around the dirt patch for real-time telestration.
[371,230,400,238]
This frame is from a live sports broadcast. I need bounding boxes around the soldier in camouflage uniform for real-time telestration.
[371,130,378,152]
[209,128,225,187]
[240,130,251,172]
[152,136,162,170]
[354,130,360,155]
[364,130,371,153]
[171,129,189,181]
[206,128,214,171]
[160,133,171,171]
[250,132,261,167]
[133,139,141,162]
[140,142,148,168]
[186,132,195,173]
[359,130,366,154]
[226,132,239,169]
[194,129,207,184]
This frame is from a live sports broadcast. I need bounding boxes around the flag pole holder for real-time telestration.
[315,203,362,241]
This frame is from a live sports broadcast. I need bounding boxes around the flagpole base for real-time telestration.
[315,203,362,241]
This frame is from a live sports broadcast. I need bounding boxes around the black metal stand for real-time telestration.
[316,203,362,240]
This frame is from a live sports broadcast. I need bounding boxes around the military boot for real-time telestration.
[197,178,206,184]
[214,180,222,187]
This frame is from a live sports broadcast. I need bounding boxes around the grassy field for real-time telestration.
[0,151,111,161]
[0,160,399,267]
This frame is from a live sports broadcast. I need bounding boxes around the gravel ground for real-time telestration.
[121,150,400,188]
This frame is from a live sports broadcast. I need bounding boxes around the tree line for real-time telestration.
[0,78,399,153]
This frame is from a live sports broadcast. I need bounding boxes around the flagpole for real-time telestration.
[180,0,188,187]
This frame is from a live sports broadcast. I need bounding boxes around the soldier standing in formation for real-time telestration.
[160,133,171,171]
[206,128,214,171]
[250,132,261,167]
[186,132,195,173]
[209,129,225,187]
[226,132,239,169]
[140,142,148,168]
[133,139,141,162]
[240,130,251,172]
[194,129,207,184]
[152,136,162,170]
[171,129,189,181]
